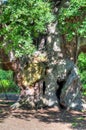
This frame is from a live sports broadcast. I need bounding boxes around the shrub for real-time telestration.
[0,69,19,93]
[78,53,86,95]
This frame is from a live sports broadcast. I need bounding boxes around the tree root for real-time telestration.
[10,102,21,110]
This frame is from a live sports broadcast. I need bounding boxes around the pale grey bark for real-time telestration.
[60,66,83,110]
[42,17,83,110]
[43,22,62,106]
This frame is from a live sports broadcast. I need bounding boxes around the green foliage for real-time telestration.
[0,0,54,57]
[78,52,86,70]
[58,0,86,41]
[0,69,19,93]
[77,53,86,94]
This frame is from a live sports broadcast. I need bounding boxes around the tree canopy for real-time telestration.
[58,0,86,41]
[0,0,86,57]
[0,0,54,57]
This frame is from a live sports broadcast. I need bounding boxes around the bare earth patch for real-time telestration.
[0,94,86,130]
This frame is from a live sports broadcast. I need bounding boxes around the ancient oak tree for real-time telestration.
[0,0,86,110]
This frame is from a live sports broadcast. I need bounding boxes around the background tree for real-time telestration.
[58,0,86,62]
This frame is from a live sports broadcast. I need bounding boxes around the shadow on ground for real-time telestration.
[11,108,86,130]
[0,94,18,123]
[0,95,86,130]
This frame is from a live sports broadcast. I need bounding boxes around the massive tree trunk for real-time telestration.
[0,0,85,111]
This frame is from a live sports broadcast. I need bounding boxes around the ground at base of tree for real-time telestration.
[0,94,86,130]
